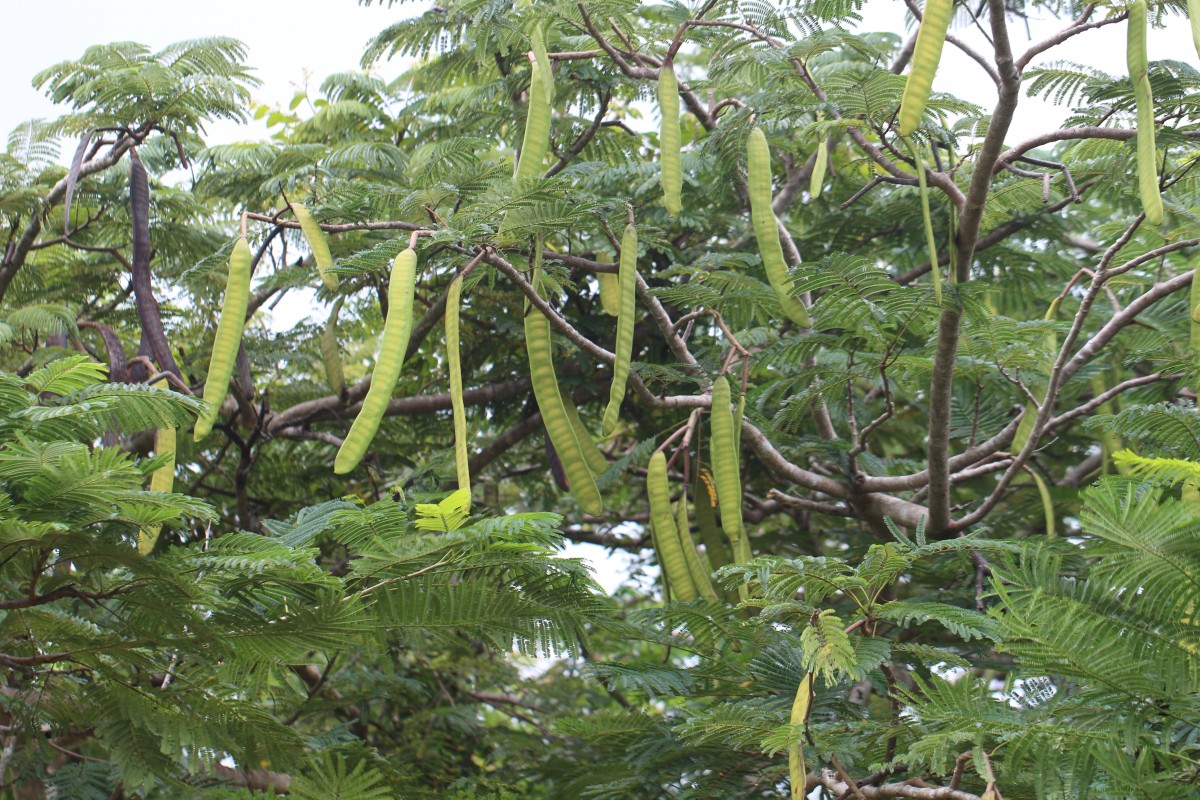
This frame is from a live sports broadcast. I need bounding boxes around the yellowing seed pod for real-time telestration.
[809,137,827,200]
[447,274,470,507]
[788,673,813,800]
[195,236,252,441]
[710,377,747,567]
[676,491,718,601]
[141,377,176,555]
[334,247,418,473]
[597,271,620,316]
[898,0,954,136]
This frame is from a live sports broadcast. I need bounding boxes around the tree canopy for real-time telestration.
[1,1,1199,798]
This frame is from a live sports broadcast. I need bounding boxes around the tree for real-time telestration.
[0,1,1198,798]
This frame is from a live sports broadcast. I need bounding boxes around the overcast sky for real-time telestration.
[2,1,1194,593]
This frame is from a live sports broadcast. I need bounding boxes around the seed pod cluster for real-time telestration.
[334,247,418,474]
[898,0,953,136]
[1127,0,1164,226]
[658,61,682,217]
[747,127,811,328]
[647,450,697,601]
[291,202,339,291]
[601,224,637,437]
[195,236,252,441]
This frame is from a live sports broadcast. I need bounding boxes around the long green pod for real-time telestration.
[195,236,252,441]
[322,297,345,396]
[809,136,827,200]
[898,0,954,136]
[658,61,682,217]
[447,274,470,507]
[695,470,730,572]
[710,377,747,566]
[1191,0,1200,60]
[676,491,718,601]
[648,451,697,602]
[601,224,637,436]
[523,277,603,515]
[1011,297,1061,454]
[1028,468,1055,537]
[597,271,620,316]
[747,127,811,328]
[558,385,609,477]
[530,26,554,106]
[141,377,175,555]
[1192,262,1200,396]
[334,248,418,473]
[515,59,551,186]
[909,140,943,305]
[291,202,338,292]
[1128,0,1164,226]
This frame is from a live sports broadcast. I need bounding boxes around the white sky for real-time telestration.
[1,1,1194,593]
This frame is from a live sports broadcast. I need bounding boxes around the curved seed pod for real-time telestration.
[898,0,954,136]
[523,275,603,515]
[447,274,470,506]
[334,248,418,473]
[515,59,551,186]
[194,236,252,441]
[648,451,697,602]
[558,386,608,477]
[291,202,339,292]
[1127,0,1164,226]
[676,491,718,601]
[129,149,181,379]
[809,136,827,200]
[141,378,176,555]
[1010,297,1060,454]
[658,61,682,217]
[1028,468,1055,537]
[910,140,943,305]
[322,297,345,396]
[747,127,811,328]
[710,376,747,565]
[530,26,554,106]
[1191,0,1200,60]
[733,390,744,457]
[788,673,813,800]
[601,224,637,436]
[597,271,620,316]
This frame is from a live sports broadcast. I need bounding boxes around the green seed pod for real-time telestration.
[747,127,811,328]
[195,236,252,441]
[447,274,470,507]
[601,224,637,437]
[530,25,554,106]
[1127,0,1164,226]
[334,247,418,473]
[1011,297,1061,454]
[1029,468,1055,537]
[809,137,827,200]
[322,297,345,396]
[1190,0,1200,60]
[523,272,603,515]
[558,386,609,478]
[676,491,718,601]
[710,377,747,565]
[291,202,339,292]
[898,0,954,137]
[910,140,943,305]
[515,59,551,186]
[597,271,620,316]
[658,61,682,217]
[648,451,697,602]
